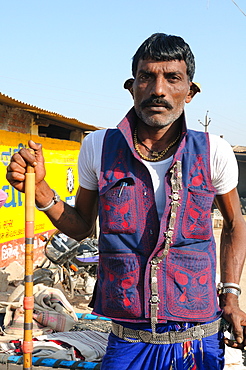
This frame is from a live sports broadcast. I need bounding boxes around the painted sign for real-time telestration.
[0,130,80,268]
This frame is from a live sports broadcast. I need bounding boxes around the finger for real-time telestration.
[18,147,37,167]
[6,171,26,183]
[224,337,244,349]
[7,161,26,175]
[10,152,28,168]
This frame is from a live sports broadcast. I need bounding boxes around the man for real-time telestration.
[7,33,246,369]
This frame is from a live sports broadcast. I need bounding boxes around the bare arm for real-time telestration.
[6,140,98,241]
[215,188,246,347]
[35,180,98,240]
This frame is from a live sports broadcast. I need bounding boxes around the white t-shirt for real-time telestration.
[78,129,238,219]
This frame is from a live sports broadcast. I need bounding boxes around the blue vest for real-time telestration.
[93,109,221,323]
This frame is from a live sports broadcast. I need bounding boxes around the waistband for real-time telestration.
[111,318,223,344]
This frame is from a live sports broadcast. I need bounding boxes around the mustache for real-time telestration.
[140,97,173,110]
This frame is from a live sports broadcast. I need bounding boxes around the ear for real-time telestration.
[185,82,201,103]
[124,78,134,97]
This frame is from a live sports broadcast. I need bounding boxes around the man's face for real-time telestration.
[132,59,193,128]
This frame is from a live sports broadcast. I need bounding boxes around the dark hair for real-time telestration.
[132,33,195,81]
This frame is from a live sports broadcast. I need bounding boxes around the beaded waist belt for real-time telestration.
[111,318,222,344]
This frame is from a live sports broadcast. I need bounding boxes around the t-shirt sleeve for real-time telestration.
[78,132,100,191]
[209,134,238,195]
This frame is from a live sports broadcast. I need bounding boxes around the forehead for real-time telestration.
[136,59,188,75]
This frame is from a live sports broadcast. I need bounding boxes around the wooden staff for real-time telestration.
[23,153,35,370]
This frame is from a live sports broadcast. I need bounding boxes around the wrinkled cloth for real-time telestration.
[101,321,225,370]
[0,338,82,361]
[0,330,108,362]
[0,284,78,337]
[37,330,109,362]
[33,284,78,331]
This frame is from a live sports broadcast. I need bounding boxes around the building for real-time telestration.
[0,92,100,268]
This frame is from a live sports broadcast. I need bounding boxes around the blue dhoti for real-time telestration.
[101,321,225,370]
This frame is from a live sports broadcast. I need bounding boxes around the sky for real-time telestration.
[0,0,246,145]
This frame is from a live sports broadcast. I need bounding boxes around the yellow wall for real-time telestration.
[0,130,80,267]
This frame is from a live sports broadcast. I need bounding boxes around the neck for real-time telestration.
[134,118,183,161]
[136,116,182,147]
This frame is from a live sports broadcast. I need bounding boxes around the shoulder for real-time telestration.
[186,129,209,146]
[187,130,234,157]
[208,133,235,158]
[208,134,238,194]
[82,128,122,147]
[208,133,232,147]
[80,129,107,157]
[83,129,107,146]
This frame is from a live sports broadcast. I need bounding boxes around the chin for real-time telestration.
[137,109,183,129]
[135,107,183,129]
[146,120,171,128]
[140,115,173,128]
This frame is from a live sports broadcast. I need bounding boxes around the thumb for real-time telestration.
[28,140,42,152]
[28,140,44,165]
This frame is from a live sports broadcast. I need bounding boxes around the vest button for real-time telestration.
[151,295,159,303]
[167,230,173,238]
[151,257,160,265]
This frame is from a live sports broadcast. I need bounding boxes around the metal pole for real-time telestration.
[198,110,211,132]
[23,152,35,370]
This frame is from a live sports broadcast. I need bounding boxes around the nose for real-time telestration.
[151,75,167,97]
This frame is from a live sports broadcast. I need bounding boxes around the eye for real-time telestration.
[167,73,181,83]
[168,76,179,82]
[138,72,152,82]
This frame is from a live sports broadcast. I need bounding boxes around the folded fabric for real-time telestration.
[37,330,109,362]
[3,303,53,337]
[1,284,78,337]
[33,284,78,322]
[0,338,81,362]
[32,347,77,361]
[33,284,78,332]
[1,330,108,362]
[33,310,75,333]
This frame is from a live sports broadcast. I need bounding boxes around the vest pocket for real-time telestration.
[99,178,137,234]
[165,248,216,320]
[99,253,142,318]
[182,188,214,240]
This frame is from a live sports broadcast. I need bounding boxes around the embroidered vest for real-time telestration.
[92,109,221,323]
